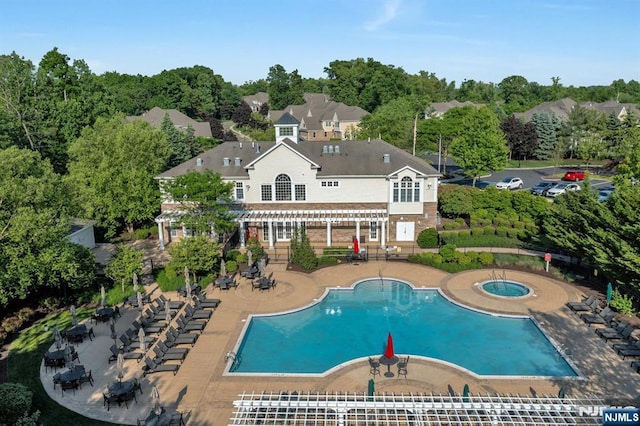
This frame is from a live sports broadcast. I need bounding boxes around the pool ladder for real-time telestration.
[225,351,242,371]
[490,270,508,289]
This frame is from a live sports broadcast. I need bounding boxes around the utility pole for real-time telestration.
[437,134,442,174]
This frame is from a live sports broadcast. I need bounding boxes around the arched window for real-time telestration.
[400,177,414,202]
[275,174,292,201]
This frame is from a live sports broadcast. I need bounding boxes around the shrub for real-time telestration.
[496,226,508,237]
[439,233,458,245]
[235,253,248,264]
[318,256,338,265]
[454,217,466,224]
[134,228,150,239]
[416,228,439,248]
[225,260,238,273]
[439,244,457,262]
[0,382,33,425]
[493,217,511,227]
[246,237,264,260]
[457,230,470,238]
[506,228,520,238]
[1,317,23,334]
[290,229,318,270]
[513,221,526,229]
[41,297,63,311]
[17,307,35,322]
[478,252,494,265]
[610,289,636,317]
[456,253,472,265]
[323,246,350,256]
[483,226,496,235]
[225,249,241,261]
[471,227,484,236]
[443,221,461,230]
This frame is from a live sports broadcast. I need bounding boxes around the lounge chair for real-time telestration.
[567,295,598,312]
[613,338,640,352]
[597,324,635,342]
[143,357,180,376]
[156,294,184,310]
[134,318,163,334]
[165,326,198,347]
[153,346,187,364]
[631,360,640,373]
[184,304,212,320]
[157,340,189,356]
[617,346,640,360]
[193,293,221,309]
[176,315,206,333]
[581,306,615,326]
[109,344,143,363]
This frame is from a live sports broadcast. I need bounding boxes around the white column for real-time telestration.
[157,221,165,250]
[355,220,360,242]
[381,221,386,247]
[239,222,246,248]
[326,221,332,246]
[268,221,274,248]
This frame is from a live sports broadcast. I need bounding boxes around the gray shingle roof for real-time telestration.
[274,112,300,126]
[157,139,439,179]
[127,107,213,138]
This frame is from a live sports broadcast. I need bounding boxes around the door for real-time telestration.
[395,222,415,241]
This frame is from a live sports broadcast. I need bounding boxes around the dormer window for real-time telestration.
[279,127,294,137]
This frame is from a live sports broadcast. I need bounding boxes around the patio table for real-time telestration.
[108,380,135,398]
[177,284,200,297]
[216,277,232,290]
[143,408,173,426]
[59,365,85,383]
[97,307,115,322]
[46,348,67,361]
[379,355,399,378]
[126,293,150,307]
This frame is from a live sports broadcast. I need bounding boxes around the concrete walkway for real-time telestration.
[41,262,640,425]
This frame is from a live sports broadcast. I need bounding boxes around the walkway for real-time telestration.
[41,262,640,425]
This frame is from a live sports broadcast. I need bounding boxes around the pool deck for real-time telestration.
[40,262,640,425]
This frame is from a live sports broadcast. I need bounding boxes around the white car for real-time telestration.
[495,177,523,190]
[546,182,581,197]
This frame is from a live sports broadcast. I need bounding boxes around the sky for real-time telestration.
[1,0,638,88]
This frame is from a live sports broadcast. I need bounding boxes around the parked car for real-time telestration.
[598,188,614,202]
[495,177,523,190]
[546,182,581,197]
[563,169,586,181]
[530,181,556,196]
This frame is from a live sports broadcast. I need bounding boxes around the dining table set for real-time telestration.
[64,323,95,343]
[214,274,237,290]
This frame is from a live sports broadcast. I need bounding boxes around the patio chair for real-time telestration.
[176,315,206,333]
[109,344,143,363]
[581,306,615,327]
[597,324,636,342]
[61,379,79,395]
[79,369,94,387]
[153,346,187,364]
[169,412,186,425]
[368,357,380,377]
[157,294,184,310]
[125,328,156,345]
[143,357,180,376]
[617,346,640,360]
[120,388,138,408]
[104,392,120,410]
[397,356,409,378]
[567,296,600,313]
[53,373,61,389]
[133,377,143,394]
[157,340,189,356]
[165,326,198,347]
[193,293,221,309]
[184,304,212,320]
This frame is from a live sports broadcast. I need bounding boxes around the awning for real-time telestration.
[232,209,388,224]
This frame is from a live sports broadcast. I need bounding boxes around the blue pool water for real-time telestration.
[482,280,531,297]
[232,279,576,376]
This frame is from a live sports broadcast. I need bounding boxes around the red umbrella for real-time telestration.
[384,332,395,359]
[353,236,360,255]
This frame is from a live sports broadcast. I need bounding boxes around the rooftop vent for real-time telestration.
[223,157,230,166]
[196,157,203,167]
[234,157,241,167]
[383,154,390,163]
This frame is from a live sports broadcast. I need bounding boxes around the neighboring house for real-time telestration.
[426,100,484,118]
[68,220,115,274]
[515,98,640,123]
[242,92,269,112]
[155,113,440,252]
[127,107,213,138]
[268,93,369,141]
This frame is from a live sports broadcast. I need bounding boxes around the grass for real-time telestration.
[505,159,606,168]
[7,309,116,426]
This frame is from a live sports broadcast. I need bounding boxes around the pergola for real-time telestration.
[229,391,607,425]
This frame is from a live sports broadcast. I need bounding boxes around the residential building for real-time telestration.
[127,107,213,138]
[155,113,440,253]
[515,98,640,123]
[242,92,269,112]
[426,100,484,118]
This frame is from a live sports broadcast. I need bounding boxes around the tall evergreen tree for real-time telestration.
[532,111,562,160]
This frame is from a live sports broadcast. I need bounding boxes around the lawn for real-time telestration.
[7,308,117,426]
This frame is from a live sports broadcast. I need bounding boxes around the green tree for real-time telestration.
[450,107,508,186]
[104,244,144,292]
[358,96,419,148]
[168,236,220,281]
[532,111,562,160]
[437,185,474,218]
[161,170,235,238]
[0,147,95,307]
[267,64,292,110]
[500,115,537,160]
[67,114,172,238]
[290,228,317,270]
[498,75,530,113]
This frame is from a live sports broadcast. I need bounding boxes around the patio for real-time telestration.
[41,262,640,425]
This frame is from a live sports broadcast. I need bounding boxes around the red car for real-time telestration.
[563,169,586,181]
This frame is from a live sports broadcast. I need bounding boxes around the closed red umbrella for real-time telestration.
[384,332,395,359]
[353,237,360,255]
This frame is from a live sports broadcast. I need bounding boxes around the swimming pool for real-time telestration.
[482,280,531,297]
[231,279,576,377]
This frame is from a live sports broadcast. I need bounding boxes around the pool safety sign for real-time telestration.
[603,408,640,425]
